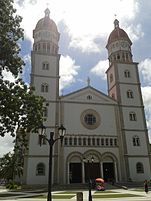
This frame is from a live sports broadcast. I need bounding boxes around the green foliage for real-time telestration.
[6,181,19,189]
[0,79,44,138]
[0,0,44,146]
[0,0,24,77]
[0,146,25,182]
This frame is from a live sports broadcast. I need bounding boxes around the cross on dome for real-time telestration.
[45,8,50,17]
[114,18,119,28]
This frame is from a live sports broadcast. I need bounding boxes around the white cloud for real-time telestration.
[0,136,14,157]
[139,58,151,85]
[90,60,108,80]
[141,86,151,141]
[2,70,16,82]
[142,86,151,106]
[59,55,80,91]
[69,35,102,53]
[14,0,140,53]
[126,24,144,42]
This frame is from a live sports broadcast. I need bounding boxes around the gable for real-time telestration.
[61,86,117,105]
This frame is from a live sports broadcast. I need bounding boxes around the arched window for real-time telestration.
[136,162,144,173]
[87,95,92,100]
[42,62,49,70]
[110,74,113,83]
[43,107,48,117]
[111,93,115,99]
[41,83,48,92]
[127,90,133,98]
[43,43,46,52]
[36,163,45,175]
[124,70,130,78]
[47,43,50,52]
[129,112,137,121]
[38,43,40,50]
[64,137,68,146]
[133,135,140,146]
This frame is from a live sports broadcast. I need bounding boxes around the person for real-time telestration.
[144,180,149,193]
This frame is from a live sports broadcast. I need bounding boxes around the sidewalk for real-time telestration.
[0,187,151,201]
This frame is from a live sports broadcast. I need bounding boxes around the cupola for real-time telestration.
[32,8,60,55]
[106,19,133,65]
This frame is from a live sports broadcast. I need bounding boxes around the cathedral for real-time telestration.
[22,8,151,185]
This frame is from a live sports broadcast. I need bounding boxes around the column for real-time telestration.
[82,161,85,183]
[114,161,118,182]
[100,162,103,178]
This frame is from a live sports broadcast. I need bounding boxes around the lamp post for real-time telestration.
[38,124,66,201]
[83,156,94,201]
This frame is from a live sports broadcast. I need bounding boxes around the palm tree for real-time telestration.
[0,148,24,183]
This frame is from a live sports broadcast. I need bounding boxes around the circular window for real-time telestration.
[84,114,96,125]
[81,109,100,129]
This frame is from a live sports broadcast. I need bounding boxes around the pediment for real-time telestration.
[61,86,117,105]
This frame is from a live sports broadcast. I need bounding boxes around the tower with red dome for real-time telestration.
[106,19,151,181]
[24,9,62,185]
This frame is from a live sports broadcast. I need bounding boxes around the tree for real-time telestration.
[0,0,44,146]
[0,147,23,183]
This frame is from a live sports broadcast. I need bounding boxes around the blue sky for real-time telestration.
[1,0,151,156]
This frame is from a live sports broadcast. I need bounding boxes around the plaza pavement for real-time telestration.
[0,187,151,201]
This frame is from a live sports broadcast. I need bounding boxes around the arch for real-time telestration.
[43,106,48,117]
[133,135,140,146]
[66,152,83,184]
[129,111,137,121]
[110,73,113,83]
[127,89,133,98]
[102,152,118,162]
[124,70,130,78]
[67,152,83,163]
[66,151,119,184]
[36,162,45,176]
[41,83,48,92]
[42,61,49,70]
[136,162,144,173]
[83,149,102,162]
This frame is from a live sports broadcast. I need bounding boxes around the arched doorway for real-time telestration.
[102,155,117,182]
[84,161,101,182]
[68,154,83,184]
[69,162,82,183]
[103,162,115,182]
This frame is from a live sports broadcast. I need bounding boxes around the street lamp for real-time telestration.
[38,124,66,201]
[83,156,94,201]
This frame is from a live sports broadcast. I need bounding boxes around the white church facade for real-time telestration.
[22,9,151,185]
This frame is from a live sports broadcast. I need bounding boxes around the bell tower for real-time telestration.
[106,19,151,181]
[24,9,61,185]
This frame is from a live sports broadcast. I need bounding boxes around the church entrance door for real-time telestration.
[84,162,100,182]
[69,163,82,183]
[103,162,115,182]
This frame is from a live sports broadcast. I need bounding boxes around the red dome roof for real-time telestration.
[35,17,58,33]
[34,8,58,33]
[106,19,132,48]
